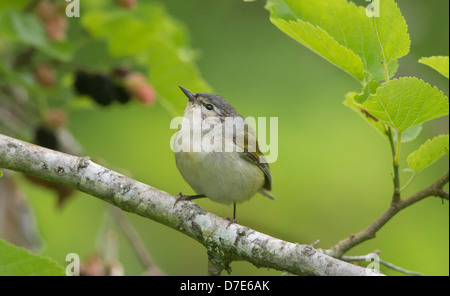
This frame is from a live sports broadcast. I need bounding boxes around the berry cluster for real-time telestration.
[74,71,131,106]
[74,70,155,106]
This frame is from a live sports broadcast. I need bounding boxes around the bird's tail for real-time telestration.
[259,189,276,200]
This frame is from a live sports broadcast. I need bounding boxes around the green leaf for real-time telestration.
[265,0,405,82]
[269,17,365,82]
[373,0,410,65]
[419,56,449,79]
[343,92,386,138]
[407,135,449,173]
[0,10,73,61]
[0,169,3,178]
[361,77,449,132]
[393,123,423,143]
[0,10,46,47]
[0,239,66,276]
[355,80,380,104]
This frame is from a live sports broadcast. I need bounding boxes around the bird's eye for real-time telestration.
[205,104,214,110]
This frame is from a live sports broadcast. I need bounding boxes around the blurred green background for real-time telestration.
[14,0,449,275]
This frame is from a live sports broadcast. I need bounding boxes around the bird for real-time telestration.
[173,86,275,223]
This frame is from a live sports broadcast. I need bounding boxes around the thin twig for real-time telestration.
[400,173,416,192]
[342,253,423,276]
[310,240,321,248]
[110,206,165,275]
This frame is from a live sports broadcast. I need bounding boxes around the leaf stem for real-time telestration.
[394,132,402,166]
[400,173,416,192]
[386,127,401,203]
[386,126,396,156]
[392,132,402,201]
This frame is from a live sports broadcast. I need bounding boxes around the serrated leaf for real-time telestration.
[361,77,449,132]
[265,0,404,82]
[0,239,66,276]
[355,80,380,104]
[407,135,449,173]
[373,0,410,65]
[419,56,449,79]
[270,18,365,81]
[343,92,386,138]
[393,123,422,143]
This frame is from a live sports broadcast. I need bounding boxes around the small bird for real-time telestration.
[173,86,275,223]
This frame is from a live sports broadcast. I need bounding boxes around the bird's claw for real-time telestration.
[225,217,237,229]
[173,192,186,207]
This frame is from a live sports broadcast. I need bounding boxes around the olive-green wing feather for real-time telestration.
[232,120,273,195]
[241,148,272,191]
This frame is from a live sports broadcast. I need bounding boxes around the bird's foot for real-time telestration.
[225,217,237,229]
[173,192,186,207]
[173,193,206,207]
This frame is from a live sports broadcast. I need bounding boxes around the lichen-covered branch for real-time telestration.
[0,133,381,276]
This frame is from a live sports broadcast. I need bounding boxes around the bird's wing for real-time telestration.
[233,120,273,192]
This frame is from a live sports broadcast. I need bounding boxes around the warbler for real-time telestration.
[173,86,275,222]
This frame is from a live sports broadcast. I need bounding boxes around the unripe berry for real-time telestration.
[133,84,156,105]
[44,15,68,41]
[35,0,68,41]
[45,109,67,130]
[34,64,56,87]
[124,72,147,88]
[116,0,137,9]
[124,72,156,105]
[35,0,54,22]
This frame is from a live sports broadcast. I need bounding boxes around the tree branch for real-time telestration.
[0,133,382,276]
[326,172,449,258]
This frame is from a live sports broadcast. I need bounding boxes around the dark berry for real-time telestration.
[114,85,131,104]
[34,126,59,150]
[90,74,116,106]
[74,71,93,96]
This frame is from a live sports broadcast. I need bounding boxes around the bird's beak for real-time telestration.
[179,86,197,103]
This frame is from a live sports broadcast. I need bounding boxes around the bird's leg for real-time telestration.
[173,192,206,207]
[225,203,237,228]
